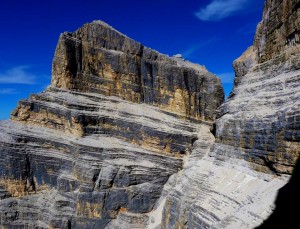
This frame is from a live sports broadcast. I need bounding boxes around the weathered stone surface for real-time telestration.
[255,0,300,63]
[2,0,299,228]
[0,118,183,228]
[51,21,224,121]
[0,21,223,228]
[11,87,201,155]
[217,0,300,174]
[159,126,288,229]
[154,0,300,228]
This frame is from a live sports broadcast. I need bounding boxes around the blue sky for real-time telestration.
[0,0,264,120]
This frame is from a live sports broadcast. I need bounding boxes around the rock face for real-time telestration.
[1,0,300,228]
[217,0,300,174]
[159,0,300,228]
[51,21,223,122]
[0,21,224,228]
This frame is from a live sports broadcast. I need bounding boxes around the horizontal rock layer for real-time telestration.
[2,0,300,227]
[152,1,300,228]
[0,112,184,228]
[0,20,223,228]
[11,87,200,155]
[1,85,215,227]
[159,126,288,229]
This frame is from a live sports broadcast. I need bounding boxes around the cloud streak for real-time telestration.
[195,0,250,21]
[0,66,37,84]
[0,88,19,95]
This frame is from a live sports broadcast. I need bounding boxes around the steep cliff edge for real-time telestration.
[0,21,223,228]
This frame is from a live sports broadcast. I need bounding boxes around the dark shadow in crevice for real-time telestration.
[210,123,217,138]
[256,157,300,228]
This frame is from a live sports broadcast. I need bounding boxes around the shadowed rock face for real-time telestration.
[257,157,300,228]
[0,21,223,228]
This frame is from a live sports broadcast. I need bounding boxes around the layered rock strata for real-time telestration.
[217,0,300,174]
[156,126,289,228]
[158,0,300,228]
[0,114,182,228]
[11,88,201,155]
[1,0,300,228]
[0,21,224,228]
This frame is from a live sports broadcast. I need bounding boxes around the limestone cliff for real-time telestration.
[218,0,300,174]
[158,0,300,228]
[0,0,300,228]
[0,21,223,228]
[51,21,223,122]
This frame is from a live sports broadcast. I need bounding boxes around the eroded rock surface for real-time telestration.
[0,21,223,228]
[157,0,300,228]
[217,0,300,174]
[1,0,300,228]
[159,126,288,229]
[51,21,223,121]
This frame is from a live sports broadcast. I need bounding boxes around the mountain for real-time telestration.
[0,0,299,228]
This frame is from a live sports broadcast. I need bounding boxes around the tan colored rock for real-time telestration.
[51,21,224,122]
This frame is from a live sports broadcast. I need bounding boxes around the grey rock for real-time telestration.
[157,1,300,228]
[1,0,299,228]
[51,21,224,121]
[217,0,300,174]
[0,20,223,228]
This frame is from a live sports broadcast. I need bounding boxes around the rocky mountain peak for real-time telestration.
[51,20,223,122]
[0,0,299,228]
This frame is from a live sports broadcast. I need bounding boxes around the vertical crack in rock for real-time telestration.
[24,153,36,194]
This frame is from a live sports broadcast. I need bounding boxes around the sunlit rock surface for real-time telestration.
[0,21,223,228]
[159,0,300,228]
[1,0,300,228]
[51,20,223,122]
[217,0,300,174]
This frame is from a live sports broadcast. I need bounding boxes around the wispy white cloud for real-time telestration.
[182,38,217,58]
[0,66,37,84]
[217,72,235,84]
[0,88,19,95]
[195,0,250,21]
